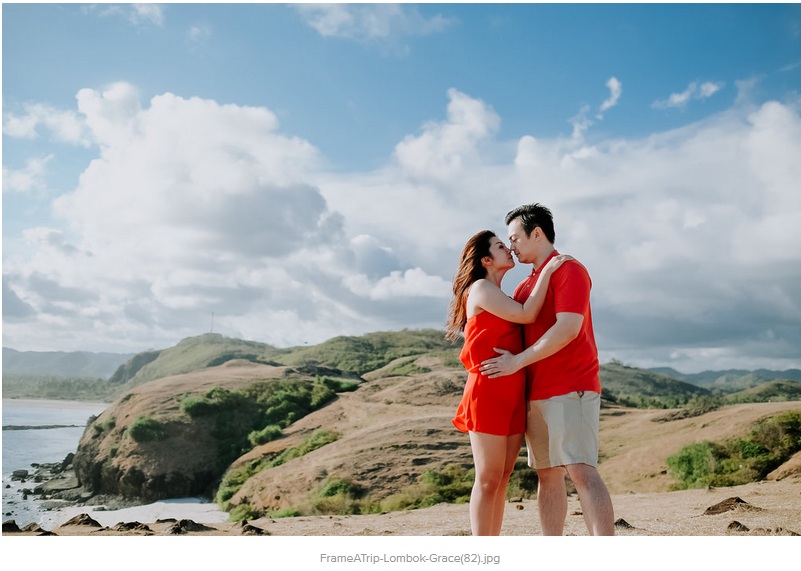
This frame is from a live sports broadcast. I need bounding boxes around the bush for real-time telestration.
[271,429,341,466]
[318,477,361,498]
[228,502,258,522]
[666,441,721,489]
[271,507,302,518]
[248,424,283,447]
[310,477,367,515]
[128,416,166,442]
[316,376,360,394]
[215,429,341,511]
[180,377,346,472]
[667,411,801,490]
[507,459,538,497]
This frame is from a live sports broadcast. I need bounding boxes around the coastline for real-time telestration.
[2,398,107,526]
[51,496,230,527]
[4,477,799,537]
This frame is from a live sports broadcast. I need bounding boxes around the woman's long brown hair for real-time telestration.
[445,230,495,341]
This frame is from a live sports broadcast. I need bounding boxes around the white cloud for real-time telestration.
[294,3,453,43]
[598,76,622,116]
[83,3,164,27]
[394,88,500,182]
[131,4,164,27]
[343,268,450,301]
[699,81,723,98]
[2,155,53,193]
[3,103,90,145]
[3,83,800,373]
[653,80,725,109]
[188,24,212,42]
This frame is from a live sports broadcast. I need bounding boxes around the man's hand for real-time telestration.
[479,348,523,379]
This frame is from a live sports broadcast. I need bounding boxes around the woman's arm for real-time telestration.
[470,255,572,324]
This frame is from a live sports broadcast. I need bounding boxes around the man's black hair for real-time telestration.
[505,203,556,243]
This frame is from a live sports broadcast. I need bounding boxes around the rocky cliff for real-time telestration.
[73,359,355,501]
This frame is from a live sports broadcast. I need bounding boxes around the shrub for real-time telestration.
[317,376,360,393]
[666,441,722,489]
[248,424,283,447]
[271,507,302,518]
[228,502,258,522]
[507,459,538,497]
[92,417,116,434]
[215,429,341,510]
[128,416,166,442]
[310,477,367,515]
[667,411,801,490]
[181,378,345,471]
[271,429,341,466]
[318,477,360,498]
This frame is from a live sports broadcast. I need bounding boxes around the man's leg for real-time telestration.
[535,467,568,535]
[565,463,615,536]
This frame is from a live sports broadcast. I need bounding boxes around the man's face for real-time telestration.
[507,218,538,264]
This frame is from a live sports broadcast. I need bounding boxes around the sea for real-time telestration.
[1,398,227,528]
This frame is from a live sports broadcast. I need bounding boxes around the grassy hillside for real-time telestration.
[6,331,800,409]
[112,330,456,388]
[277,329,459,376]
[116,333,285,387]
[600,359,710,408]
[723,380,801,404]
[651,367,801,392]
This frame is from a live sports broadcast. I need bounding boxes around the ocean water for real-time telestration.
[2,398,107,527]
[2,398,227,528]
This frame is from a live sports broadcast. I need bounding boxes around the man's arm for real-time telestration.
[479,312,583,378]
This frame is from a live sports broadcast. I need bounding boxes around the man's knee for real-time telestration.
[565,463,602,489]
[537,467,566,486]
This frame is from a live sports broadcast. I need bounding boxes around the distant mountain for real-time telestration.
[651,367,801,393]
[2,347,135,379]
[278,329,459,376]
[106,329,456,389]
[5,332,800,406]
[723,380,801,404]
[601,360,710,407]
[109,333,286,386]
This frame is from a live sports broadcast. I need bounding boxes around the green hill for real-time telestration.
[651,367,801,393]
[114,333,286,387]
[723,380,801,404]
[600,359,711,408]
[111,330,457,388]
[277,329,459,376]
[6,331,799,409]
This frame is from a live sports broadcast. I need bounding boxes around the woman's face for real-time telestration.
[485,236,515,270]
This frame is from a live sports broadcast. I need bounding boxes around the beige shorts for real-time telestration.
[525,391,600,470]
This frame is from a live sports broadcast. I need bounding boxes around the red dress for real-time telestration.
[452,310,526,436]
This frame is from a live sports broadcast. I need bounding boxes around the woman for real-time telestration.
[446,229,569,535]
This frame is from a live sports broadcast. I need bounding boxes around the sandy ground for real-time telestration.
[4,479,798,570]
[5,478,799,536]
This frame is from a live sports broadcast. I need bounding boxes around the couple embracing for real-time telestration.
[447,203,615,536]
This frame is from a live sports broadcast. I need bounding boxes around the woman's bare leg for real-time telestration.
[469,432,524,535]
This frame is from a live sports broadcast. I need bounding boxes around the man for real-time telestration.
[479,203,615,536]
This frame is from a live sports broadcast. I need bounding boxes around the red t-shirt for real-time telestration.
[513,250,601,400]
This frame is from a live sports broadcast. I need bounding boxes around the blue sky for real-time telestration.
[3,3,801,374]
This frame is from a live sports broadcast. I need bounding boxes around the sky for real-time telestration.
[2,2,801,374]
